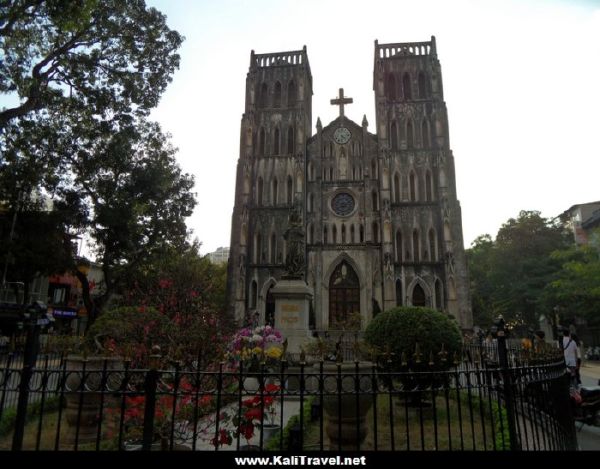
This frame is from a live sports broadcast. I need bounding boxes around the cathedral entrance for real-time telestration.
[412,284,426,307]
[328,261,360,329]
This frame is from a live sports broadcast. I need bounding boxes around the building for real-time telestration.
[227,38,472,331]
[559,201,600,245]
[207,246,230,265]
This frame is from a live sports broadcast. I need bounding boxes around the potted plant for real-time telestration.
[226,325,284,390]
[208,383,282,450]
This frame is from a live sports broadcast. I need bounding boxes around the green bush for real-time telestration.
[364,306,462,371]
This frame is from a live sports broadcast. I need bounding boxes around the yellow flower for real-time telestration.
[265,346,282,359]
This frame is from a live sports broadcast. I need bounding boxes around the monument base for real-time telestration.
[271,278,313,356]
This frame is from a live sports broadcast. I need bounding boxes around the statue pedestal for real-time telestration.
[271,277,313,356]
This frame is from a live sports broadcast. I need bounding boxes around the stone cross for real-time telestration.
[330,88,353,117]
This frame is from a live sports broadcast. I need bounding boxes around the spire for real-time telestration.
[362,114,368,129]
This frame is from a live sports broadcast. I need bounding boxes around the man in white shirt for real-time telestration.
[562,329,578,383]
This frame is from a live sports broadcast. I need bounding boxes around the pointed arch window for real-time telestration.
[257,177,263,206]
[332,224,337,244]
[390,121,398,150]
[394,172,400,203]
[396,230,403,262]
[341,224,346,243]
[255,232,262,263]
[386,73,396,100]
[273,128,280,155]
[372,190,379,211]
[350,224,355,243]
[372,222,379,243]
[412,284,426,307]
[287,126,294,155]
[395,279,403,306]
[409,171,417,201]
[270,233,277,263]
[329,261,360,329]
[287,176,293,205]
[323,224,328,244]
[425,171,433,202]
[259,83,268,108]
[359,224,365,243]
[413,229,420,262]
[406,120,414,148]
[308,223,314,245]
[259,128,265,156]
[250,280,258,309]
[418,72,427,99]
[402,73,412,100]
[371,159,377,179]
[287,80,297,106]
[421,119,429,148]
[435,279,443,311]
[273,81,282,108]
[272,178,278,205]
[308,192,313,212]
[429,228,436,261]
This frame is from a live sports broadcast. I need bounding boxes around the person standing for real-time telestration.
[562,328,579,384]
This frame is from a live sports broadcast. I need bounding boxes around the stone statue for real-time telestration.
[284,197,305,278]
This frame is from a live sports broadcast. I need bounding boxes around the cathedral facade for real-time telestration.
[226,37,472,331]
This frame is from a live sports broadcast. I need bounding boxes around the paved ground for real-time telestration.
[576,360,600,450]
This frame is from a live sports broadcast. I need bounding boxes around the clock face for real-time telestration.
[331,192,355,217]
[333,127,351,145]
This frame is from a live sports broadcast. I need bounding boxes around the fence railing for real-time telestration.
[0,343,577,451]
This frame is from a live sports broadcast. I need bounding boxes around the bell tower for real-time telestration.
[372,37,471,327]
[227,48,313,325]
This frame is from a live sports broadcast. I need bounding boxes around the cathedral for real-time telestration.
[226,37,472,331]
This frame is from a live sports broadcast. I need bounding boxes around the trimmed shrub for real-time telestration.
[364,306,462,372]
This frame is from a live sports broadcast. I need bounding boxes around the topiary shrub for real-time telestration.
[364,306,462,372]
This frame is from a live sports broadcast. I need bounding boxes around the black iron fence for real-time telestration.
[0,339,577,451]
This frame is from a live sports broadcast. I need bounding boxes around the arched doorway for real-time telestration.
[265,286,275,326]
[329,261,360,329]
[412,284,426,307]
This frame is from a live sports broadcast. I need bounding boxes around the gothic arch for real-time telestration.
[434,278,443,311]
[425,170,433,201]
[273,127,280,155]
[418,71,427,99]
[406,119,414,148]
[323,253,365,291]
[259,277,277,326]
[402,72,412,100]
[409,170,418,201]
[406,277,432,307]
[390,121,398,150]
[386,73,397,100]
[412,228,420,262]
[272,177,278,205]
[259,82,268,108]
[287,80,297,105]
[395,278,403,306]
[273,81,282,108]
[328,260,360,329]
[394,172,401,203]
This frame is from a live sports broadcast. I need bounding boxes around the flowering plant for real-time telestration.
[226,325,284,371]
[211,383,281,447]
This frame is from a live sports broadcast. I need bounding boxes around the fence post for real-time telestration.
[142,346,162,451]
[495,316,520,451]
[12,302,43,450]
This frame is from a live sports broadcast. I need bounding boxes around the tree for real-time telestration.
[107,243,232,367]
[466,211,570,330]
[545,229,600,328]
[69,118,197,329]
[0,0,183,129]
